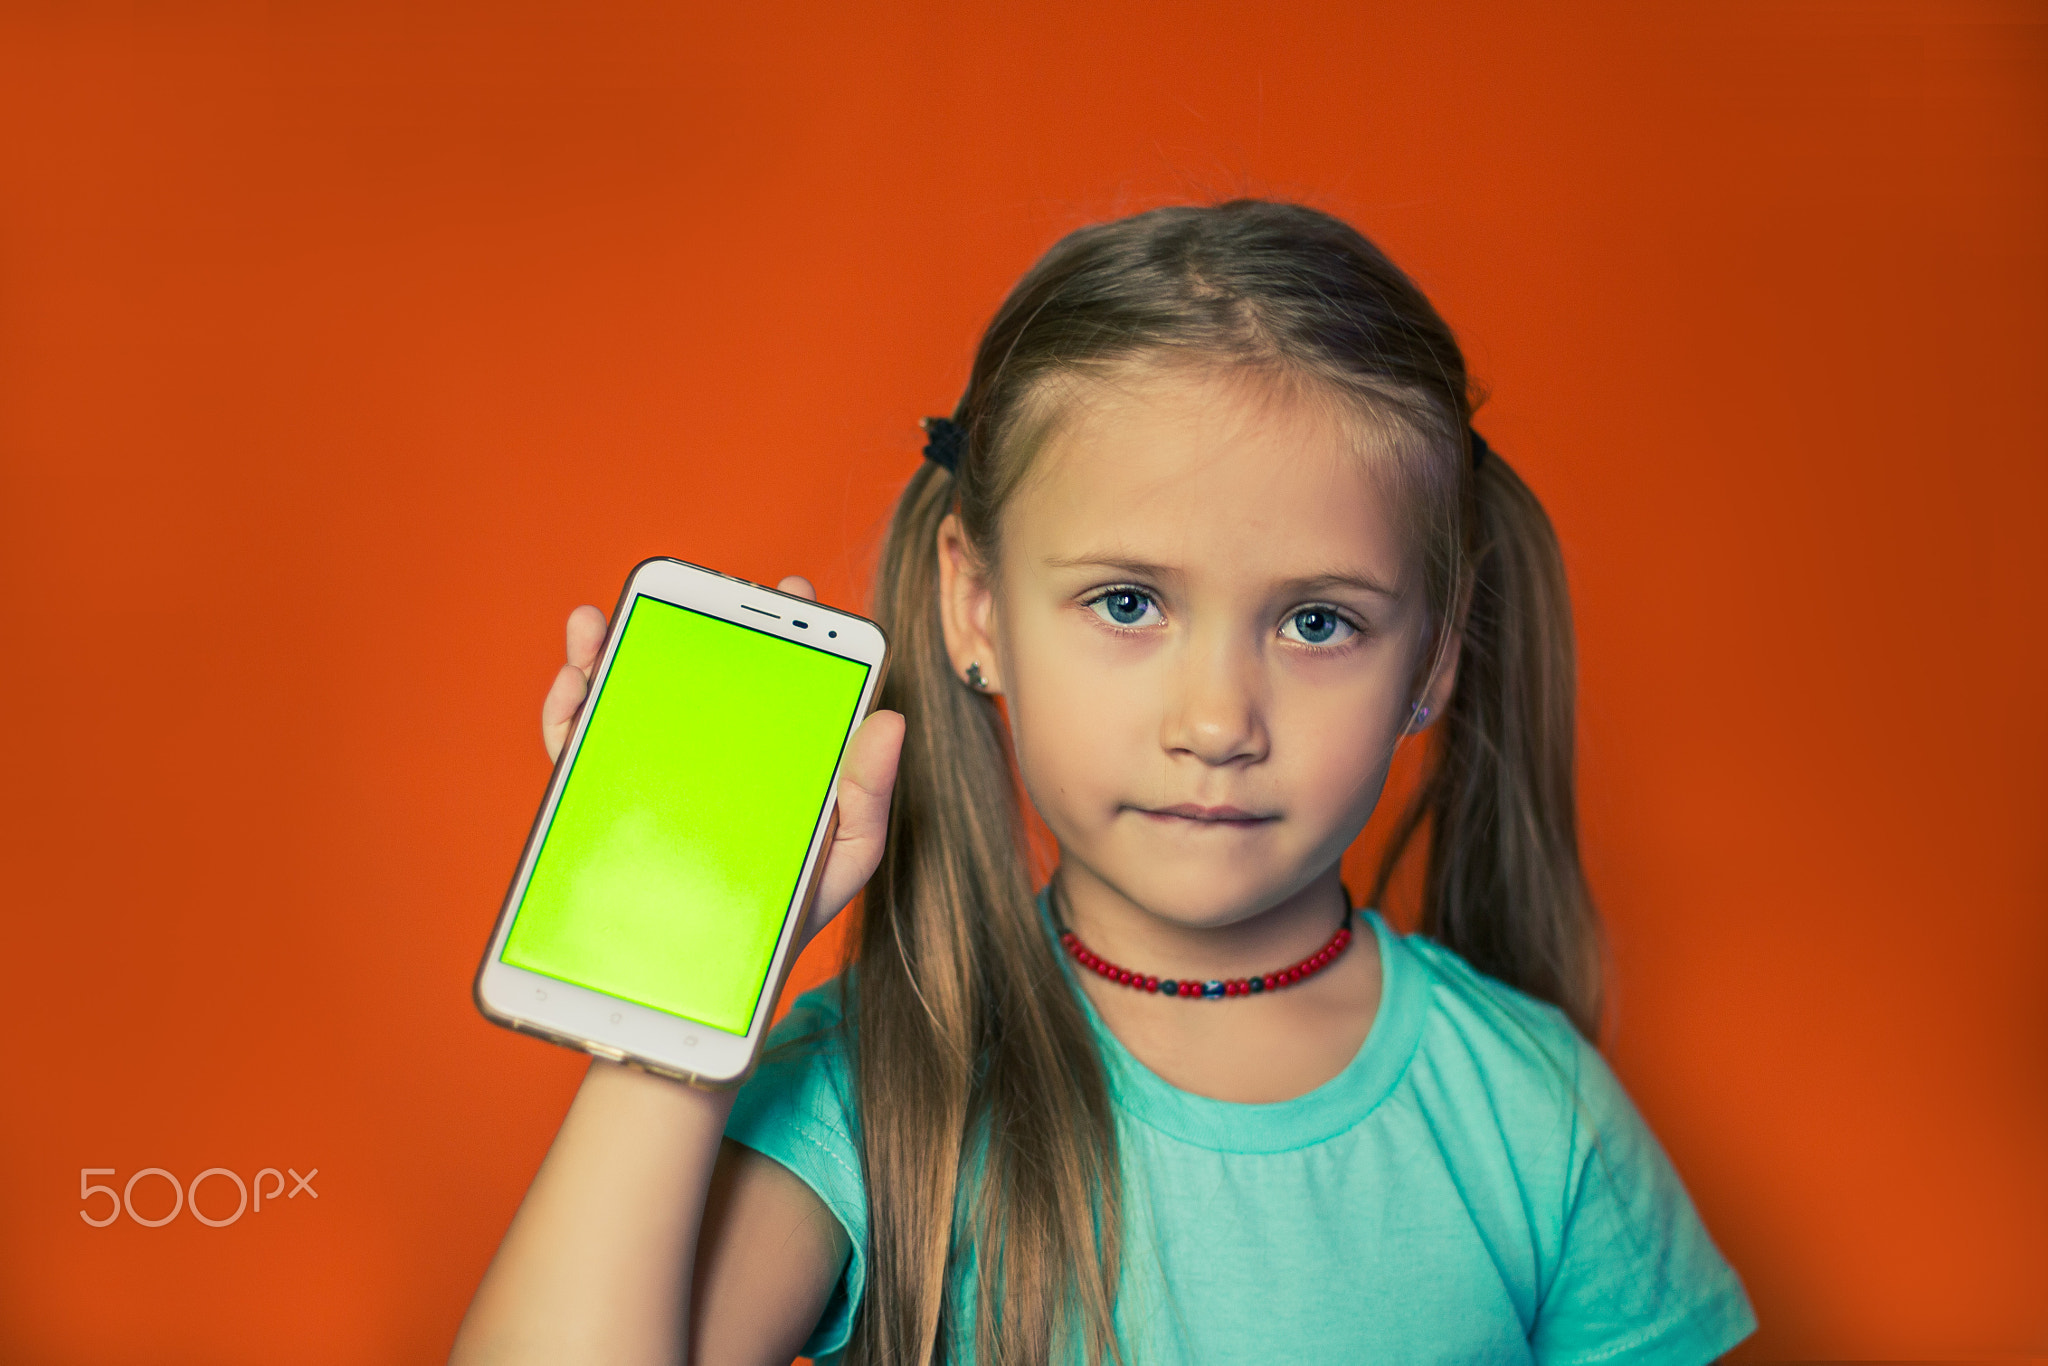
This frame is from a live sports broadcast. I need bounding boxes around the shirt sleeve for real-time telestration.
[1531,1039,1757,1365]
[723,987,868,1364]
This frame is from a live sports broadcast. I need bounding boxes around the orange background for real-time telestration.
[2,3,2043,1362]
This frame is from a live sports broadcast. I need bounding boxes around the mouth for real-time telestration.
[1135,803,1278,826]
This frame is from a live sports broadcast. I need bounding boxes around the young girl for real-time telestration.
[452,201,1756,1365]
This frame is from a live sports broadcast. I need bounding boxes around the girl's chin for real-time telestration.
[1089,859,1315,931]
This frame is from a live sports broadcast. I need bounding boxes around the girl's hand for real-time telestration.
[539,578,903,947]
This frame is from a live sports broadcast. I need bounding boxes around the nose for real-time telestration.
[1160,629,1268,767]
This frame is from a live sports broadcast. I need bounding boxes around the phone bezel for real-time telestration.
[473,557,887,1089]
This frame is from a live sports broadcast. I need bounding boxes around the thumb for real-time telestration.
[801,709,904,944]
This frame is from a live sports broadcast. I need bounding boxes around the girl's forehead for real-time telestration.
[1005,369,1414,591]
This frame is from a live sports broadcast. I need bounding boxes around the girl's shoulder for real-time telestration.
[1394,926,1590,1083]
[1389,925,1640,1197]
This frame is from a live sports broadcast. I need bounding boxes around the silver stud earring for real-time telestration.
[964,661,990,692]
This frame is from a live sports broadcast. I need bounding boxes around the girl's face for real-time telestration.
[943,367,1452,930]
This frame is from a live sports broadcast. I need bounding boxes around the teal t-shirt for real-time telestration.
[725,908,1756,1363]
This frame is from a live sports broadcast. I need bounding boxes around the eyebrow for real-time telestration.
[1285,570,1402,599]
[1044,555,1400,599]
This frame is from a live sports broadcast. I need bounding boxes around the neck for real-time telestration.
[1050,861,1352,981]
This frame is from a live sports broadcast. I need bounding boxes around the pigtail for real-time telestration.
[845,459,979,1363]
[1373,448,1603,1038]
[848,451,1123,1365]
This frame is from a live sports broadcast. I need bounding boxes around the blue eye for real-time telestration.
[1282,606,1354,646]
[1088,588,1159,628]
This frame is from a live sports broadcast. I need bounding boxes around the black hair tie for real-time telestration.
[1469,428,1494,472]
[921,416,964,474]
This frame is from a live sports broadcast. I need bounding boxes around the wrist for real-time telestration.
[583,1055,739,1130]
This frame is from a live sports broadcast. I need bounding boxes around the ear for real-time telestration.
[936,512,1003,693]
[1405,619,1464,735]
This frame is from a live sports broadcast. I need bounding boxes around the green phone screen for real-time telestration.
[501,594,870,1033]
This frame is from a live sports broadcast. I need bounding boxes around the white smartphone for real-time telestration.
[475,557,887,1088]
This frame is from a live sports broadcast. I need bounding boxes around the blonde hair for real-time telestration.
[842,200,1599,1364]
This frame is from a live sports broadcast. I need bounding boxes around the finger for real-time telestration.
[565,605,607,674]
[540,661,591,763]
[776,575,817,602]
[803,709,905,942]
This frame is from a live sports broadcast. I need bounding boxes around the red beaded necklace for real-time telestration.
[1057,918,1353,1000]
